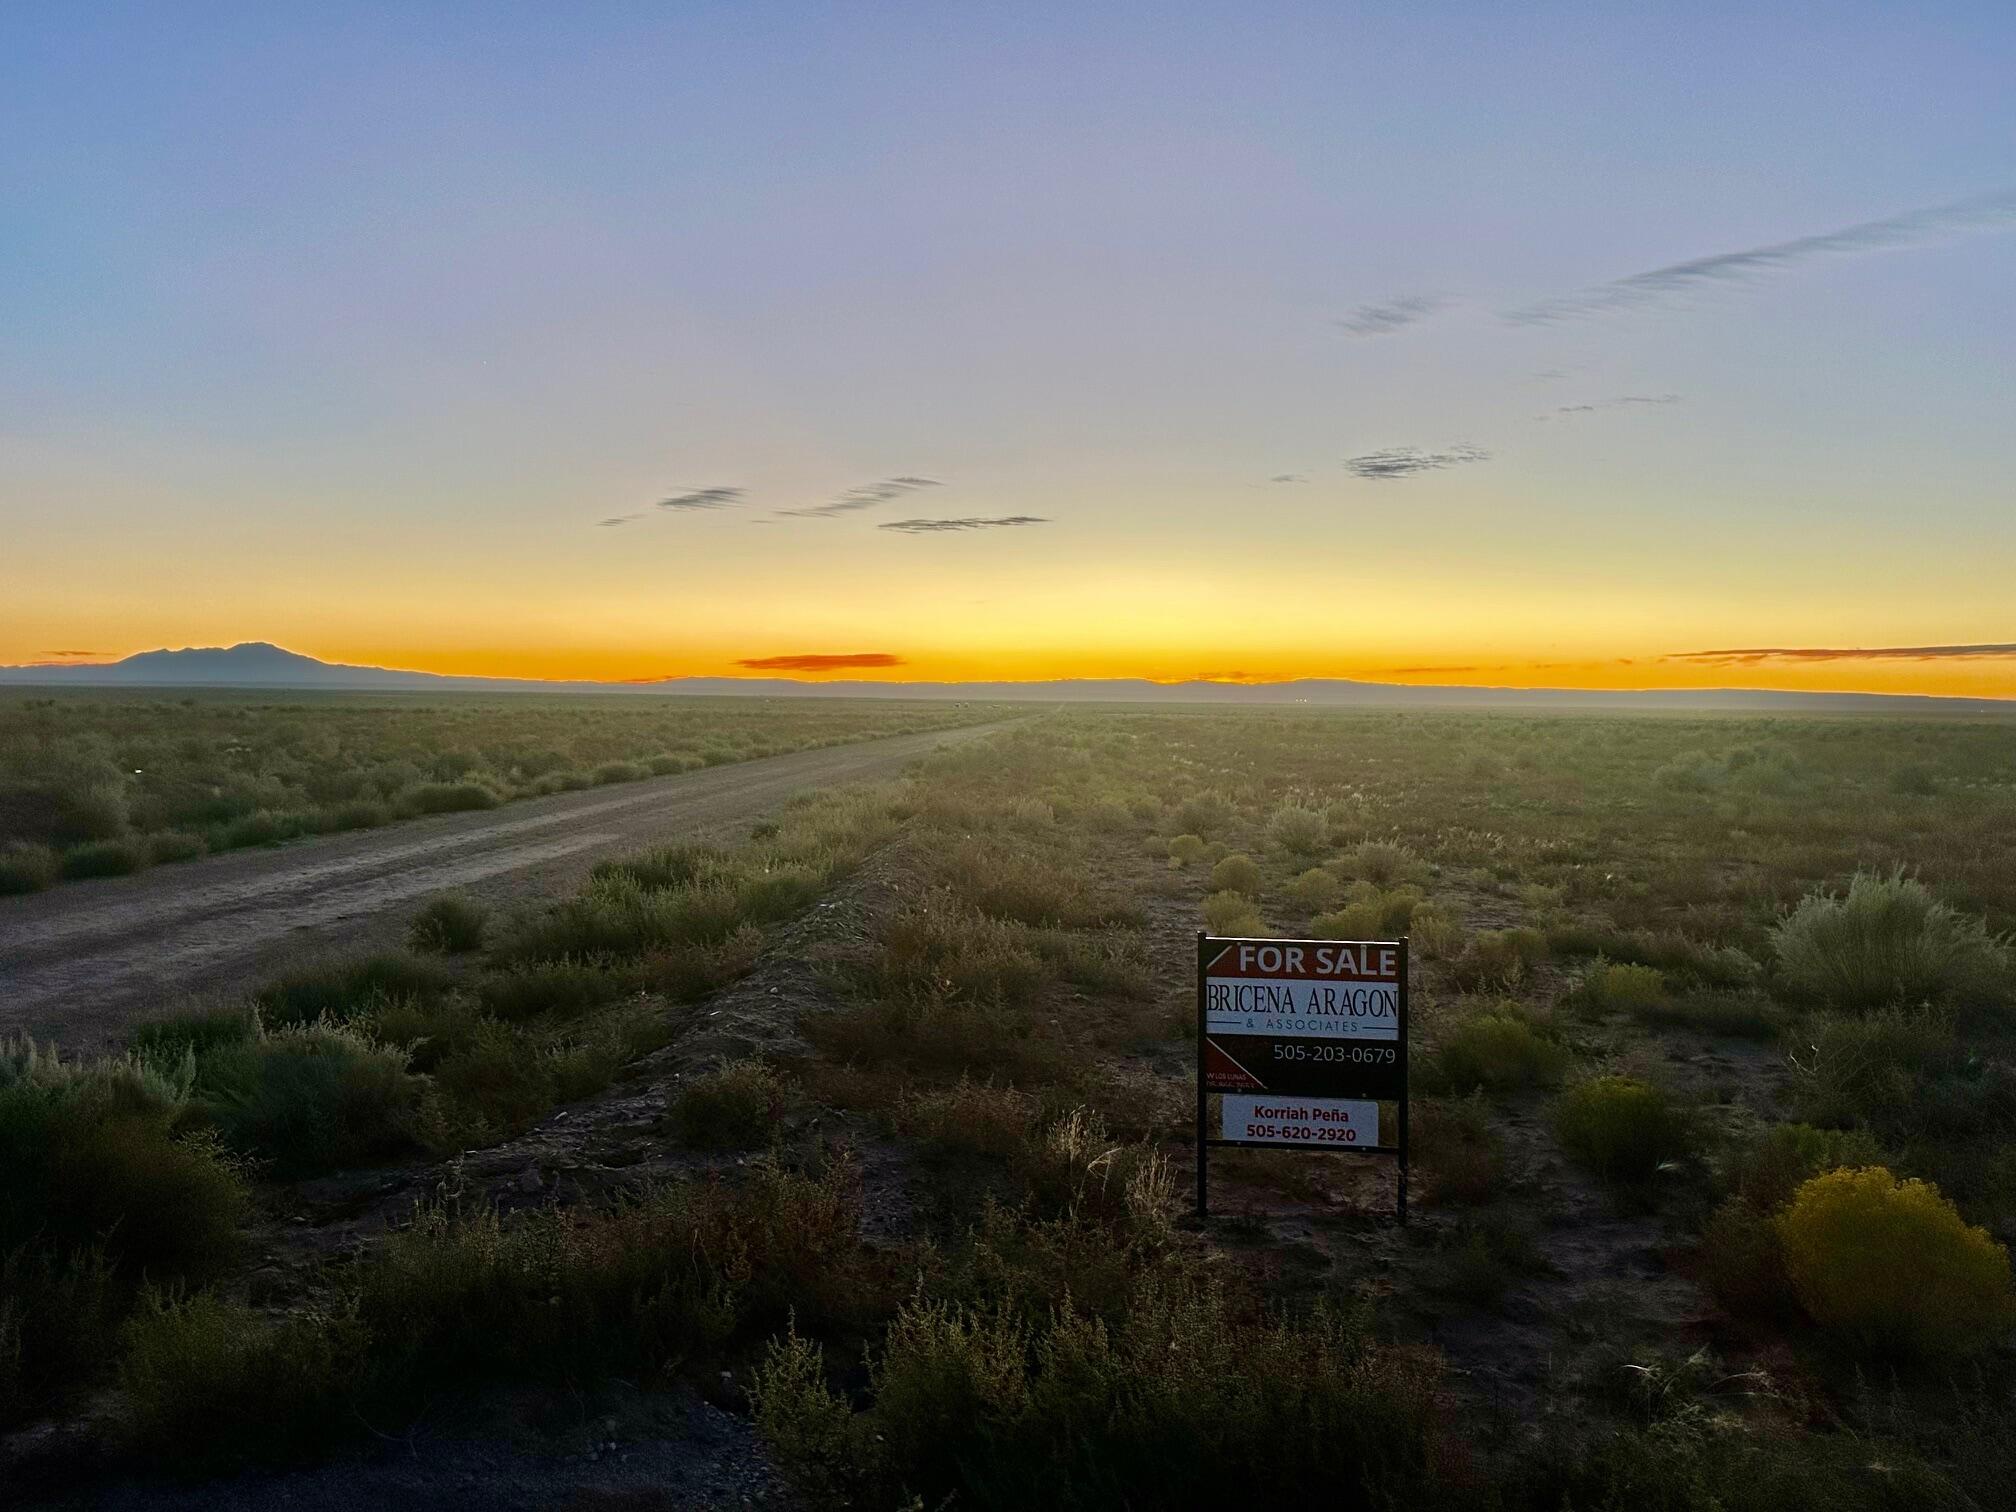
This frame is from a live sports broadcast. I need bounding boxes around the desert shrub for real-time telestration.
[59,836,148,879]
[119,1289,369,1460]
[401,780,500,815]
[941,842,1134,928]
[1165,834,1207,866]
[1553,1076,1694,1185]
[1174,792,1234,836]
[1888,763,1938,797]
[0,1245,121,1426]
[1286,867,1342,912]
[1434,1221,1540,1309]
[592,760,647,785]
[1652,749,1720,792]
[360,996,486,1072]
[315,798,392,832]
[212,809,308,848]
[0,1038,247,1284]
[0,841,59,894]
[1578,961,1669,1014]
[1635,989,1784,1039]
[1776,1167,2014,1356]
[867,900,1047,1007]
[407,892,488,953]
[1406,902,1465,958]
[1548,921,1759,989]
[1023,1107,1175,1236]
[754,1279,1451,1510]
[1202,890,1267,937]
[668,1060,785,1150]
[1411,1096,1504,1205]
[1450,927,1549,990]
[1699,1124,1887,1319]
[647,752,705,775]
[129,1004,257,1068]
[1338,840,1426,886]
[645,925,765,1002]
[145,830,208,864]
[1031,930,1154,1000]
[255,951,453,1024]
[430,1022,562,1136]
[359,1159,878,1389]
[594,842,727,891]
[1772,869,2008,1010]
[1786,1007,1954,1129]
[1425,1012,1567,1095]
[1267,803,1328,856]
[195,1021,430,1176]
[477,958,624,1020]
[898,1080,1038,1161]
[1209,853,1262,895]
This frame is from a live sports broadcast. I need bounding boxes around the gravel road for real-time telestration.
[0,721,1006,1048]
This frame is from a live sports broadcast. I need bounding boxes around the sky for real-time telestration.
[3,2,2014,694]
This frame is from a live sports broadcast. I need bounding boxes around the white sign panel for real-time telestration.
[1218,1094,1381,1147]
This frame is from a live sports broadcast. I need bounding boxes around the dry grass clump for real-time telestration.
[1424,1010,1568,1095]
[0,1038,249,1425]
[668,1059,785,1149]
[254,951,454,1026]
[119,1290,369,1461]
[1165,833,1208,867]
[399,780,501,815]
[1266,802,1329,856]
[407,892,488,953]
[1337,840,1427,886]
[1311,881,1422,940]
[59,836,150,879]
[1553,1075,1695,1186]
[1410,1095,1505,1205]
[0,840,60,894]
[194,1020,432,1176]
[754,1275,1454,1511]
[1772,869,2009,1010]
[937,840,1137,928]
[1449,927,1549,990]
[1776,1167,2013,1356]
[896,1080,1039,1161]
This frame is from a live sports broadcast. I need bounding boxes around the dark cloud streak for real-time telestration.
[735,653,906,671]
[1345,445,1489,480]
[1505,190,2016,325]
[1672,643,2016,664]
[1337,294,1449,337]
[879,516,1049,534]
[774,476,941,519]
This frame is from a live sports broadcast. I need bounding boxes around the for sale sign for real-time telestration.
[1195,934,1410,1220]
[1201,937,1403,1099]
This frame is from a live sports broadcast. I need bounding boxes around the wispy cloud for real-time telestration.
[1269,473,1308,484]
[658,486,745,511]
[1505,190,2016,325]
[595,484,746,527]
[46,650,102,657]
[1671,643,2016,665]
[735,653,907,672]
[879,515,1049,534]
[1539,393,1680,420]
[1345,445,1489,480]
[775,476,941,520]
[1337,294,1449,337]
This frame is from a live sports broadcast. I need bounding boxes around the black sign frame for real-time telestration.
[1194,932,1409,1223]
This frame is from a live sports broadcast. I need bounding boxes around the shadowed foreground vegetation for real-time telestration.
[7,706,2016,1507]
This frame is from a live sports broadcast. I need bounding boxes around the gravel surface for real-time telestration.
[0,720,1008,1048]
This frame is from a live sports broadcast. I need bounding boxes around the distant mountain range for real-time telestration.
[1,642,2008,714]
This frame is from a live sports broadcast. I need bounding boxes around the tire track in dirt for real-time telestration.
[0,720,1011,1047]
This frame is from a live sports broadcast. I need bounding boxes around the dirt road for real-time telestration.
[0,721,1006,1049]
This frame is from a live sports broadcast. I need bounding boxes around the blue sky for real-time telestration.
[3,3,2013,688]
